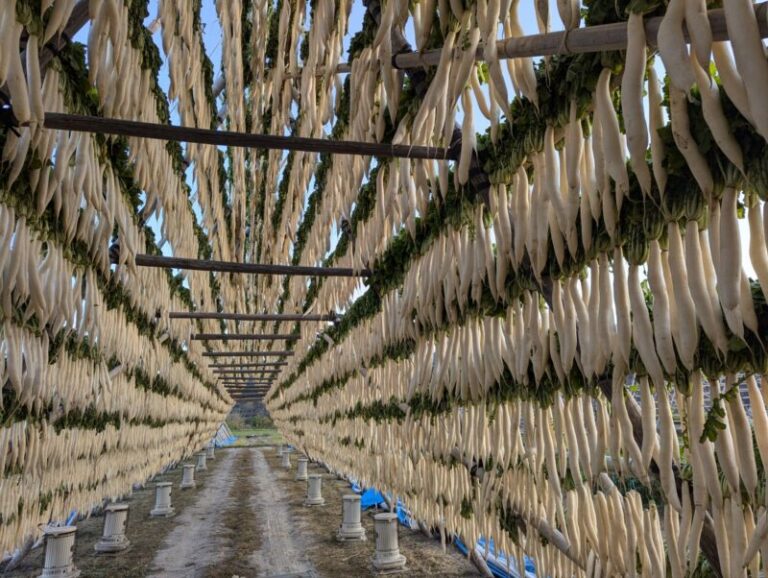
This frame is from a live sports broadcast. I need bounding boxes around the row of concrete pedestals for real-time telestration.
[35,444,216,578]
[277,444,407,573]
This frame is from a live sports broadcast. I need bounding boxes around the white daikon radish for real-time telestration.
[723,0,768,140]
[622,12,651,197]
[669,86,713,199]
[657,0,695,93]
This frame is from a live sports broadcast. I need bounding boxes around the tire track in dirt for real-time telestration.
[249,447,318,577]
[204,448,261,578]
[147,450,237,577]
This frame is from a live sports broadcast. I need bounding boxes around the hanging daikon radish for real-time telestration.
[622,12,651,197]
[691,58,744,174]
[628,262,665,392]
[658,0,695,93]
[458,88,475,185]
[595,69,629,212]
[647,66,668,197]
[711,42,753,125]
[724,376,758,502]
[748,200,768,302]
[718,187,742,313]
[669,86,713,199]
[557,0,579,30]
[687,222,729,355]
[657,385,682,511]
[684,0,712,69]
[723,0,768,141]
[612,248,632,369]
[647,241,676,374]
[667,221,698,369]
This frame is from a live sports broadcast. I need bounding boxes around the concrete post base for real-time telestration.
[39,526,80,578]
[281,451,291,470]
[373,513,406,573]
[180,464,196,489]
[95,504,130,553]
[150,482,175,517]
[304,475,325,506]
[206,444,215,460]
[337,495,366,541]
[295,457,309,481]
[195,452,207,472]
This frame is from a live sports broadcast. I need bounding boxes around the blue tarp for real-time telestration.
[350,482,536,577]
[215,435,237,447]
[360,488,386,509]
[454,537,537,578]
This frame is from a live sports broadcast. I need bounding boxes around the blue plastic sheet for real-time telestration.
[454,537,537,578]
[215,435,237,448]
[360,488,386,509]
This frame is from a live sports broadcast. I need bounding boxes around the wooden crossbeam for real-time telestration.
[37,113,453,160]
[114,254,369,278]
[170,312,336,321]
[213,371,281,375]
[209,362,288,368]
[192,333,295,341]
[203,351,293,357]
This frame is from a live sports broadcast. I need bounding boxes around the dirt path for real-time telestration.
[4,445,481,577]
[249,448,318,577]
[148,451,237,577]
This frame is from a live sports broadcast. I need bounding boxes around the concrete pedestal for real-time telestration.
[95,504,130,553]
[180,464,196,489]
[281,451,291,470]
[373,513,406,572]
[337,494,366,541]
[39,525,80,578]
[295,457,309,481]
[304,474,325,506]
[277,445,284,456]
[195,452,207,472]
[206,444,215,460]
[150,482,175,517]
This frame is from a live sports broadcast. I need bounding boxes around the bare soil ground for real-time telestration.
[264,448,481,578]
[4,452,225,578]
[4,446,481,577]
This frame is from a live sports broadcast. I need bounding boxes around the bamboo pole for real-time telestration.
[114,253,370,278]
[170,312,337,321]
[192,334,296,341]
[208,362,288,368]
[35,113,453,160]
[203,351,294,357]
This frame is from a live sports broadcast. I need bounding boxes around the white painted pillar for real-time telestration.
[304,474,325,506]
[206,443,215,460]
[281,451,291,470]
[373,513,406,571]
[180,464,197,489]
[94,504,130,553]
[337,494,366,541]
[277,444,284,456]
[195,452,207,472]
[150,482,175,517]
[295,457,309,481]
[39,525,79,578]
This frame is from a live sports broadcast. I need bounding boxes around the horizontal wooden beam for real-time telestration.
[36,112,453,160]
[203,351,293,357]
[192,333,296,341]
[116,253,370,278]
[212,368,281,372]
[213,371,281,376]
[209,362,288,368]
[170,312,337,322]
